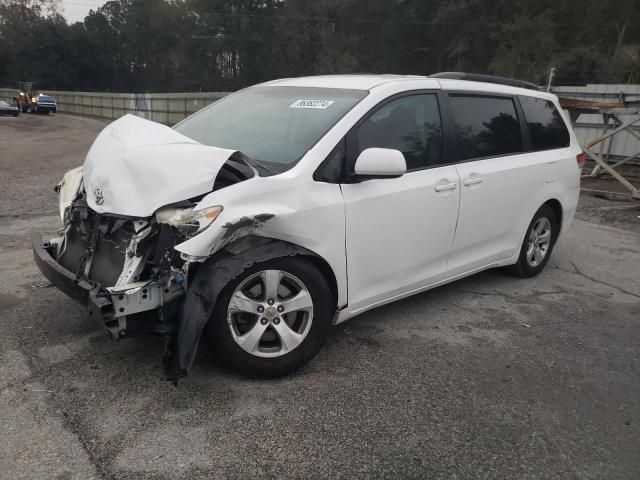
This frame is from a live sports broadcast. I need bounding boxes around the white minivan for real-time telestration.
[33,73,583,379]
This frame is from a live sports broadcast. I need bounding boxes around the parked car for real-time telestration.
[0,100,19,116]
[33,94,57,114]
[32,74,582,379]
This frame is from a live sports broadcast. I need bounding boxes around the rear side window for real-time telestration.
[356,94,444,171]
[519,96,570,151]
[449,95,522,161]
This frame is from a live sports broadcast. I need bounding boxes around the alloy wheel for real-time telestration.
[227,270,314,358]
[526,217,552,267]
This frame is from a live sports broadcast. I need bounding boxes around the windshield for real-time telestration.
[0,101,8,107]
[174,86,367,172]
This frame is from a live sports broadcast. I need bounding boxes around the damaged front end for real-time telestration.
[32,114,258,381]
[34,191,189,341]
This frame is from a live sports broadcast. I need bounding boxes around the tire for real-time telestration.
[207,257,334,378]
[505,204,558,278]
[12,110,19,117]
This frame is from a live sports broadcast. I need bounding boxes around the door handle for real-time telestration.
[435,182,457,192]
[463,177,483,187]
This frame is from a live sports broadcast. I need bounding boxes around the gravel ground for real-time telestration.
[577,175,640,234]
[1,113,639,480]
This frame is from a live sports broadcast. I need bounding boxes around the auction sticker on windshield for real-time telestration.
[290,99,335,109]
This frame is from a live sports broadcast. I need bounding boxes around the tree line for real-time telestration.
[0,0,638,93]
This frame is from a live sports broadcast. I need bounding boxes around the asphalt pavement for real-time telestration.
[1,113,639,479]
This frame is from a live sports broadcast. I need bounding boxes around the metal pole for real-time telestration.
[591,113,609,176]
[585,116,640,149]
[546,67,555,92]
[604,115,619,163]
[610,150,640,169]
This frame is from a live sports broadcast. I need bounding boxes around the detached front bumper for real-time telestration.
[32,233,116,323]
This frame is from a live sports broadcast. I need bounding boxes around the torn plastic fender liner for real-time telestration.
[172,236,320,377]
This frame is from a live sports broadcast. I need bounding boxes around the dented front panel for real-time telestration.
[83,115,237,217]
[174,163,348,308]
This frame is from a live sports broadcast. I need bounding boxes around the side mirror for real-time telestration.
[354,148,406,179]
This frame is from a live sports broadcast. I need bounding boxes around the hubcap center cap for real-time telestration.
[264,306,278,320]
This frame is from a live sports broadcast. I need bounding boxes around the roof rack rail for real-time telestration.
[430,72,543,91]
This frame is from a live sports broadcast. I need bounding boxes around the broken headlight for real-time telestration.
[57,166,83,223]
[155,205,223,237]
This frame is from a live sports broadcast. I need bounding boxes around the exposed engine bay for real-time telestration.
[32,115,261,382]
[54,194,188,340]
[53,155,254,333]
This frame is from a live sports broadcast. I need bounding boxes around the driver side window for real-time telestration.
[356,94,444,171]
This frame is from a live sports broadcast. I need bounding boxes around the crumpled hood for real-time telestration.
[83,114,236,217]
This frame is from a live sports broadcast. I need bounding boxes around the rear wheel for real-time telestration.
[207,257,333,378]
[505,204,558,278]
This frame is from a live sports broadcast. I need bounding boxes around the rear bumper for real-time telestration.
[31,233,115,322]
[560,186,580,238]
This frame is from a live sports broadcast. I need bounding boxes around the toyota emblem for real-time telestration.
[94,187,104,205]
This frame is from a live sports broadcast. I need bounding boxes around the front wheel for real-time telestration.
[505,204,558,278]
[207,257,334,378]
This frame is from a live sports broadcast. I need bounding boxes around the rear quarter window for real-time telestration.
[519,96,570,151]
[449,95,522,161]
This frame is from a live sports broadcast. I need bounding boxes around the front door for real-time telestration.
[340,93,460,312]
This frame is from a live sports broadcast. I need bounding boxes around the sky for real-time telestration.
[60,0,108,23]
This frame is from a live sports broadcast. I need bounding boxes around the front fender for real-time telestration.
[173,174,298,259]
[172,171,348,325]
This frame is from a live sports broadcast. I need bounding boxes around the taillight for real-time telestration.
[576,152,586,168]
